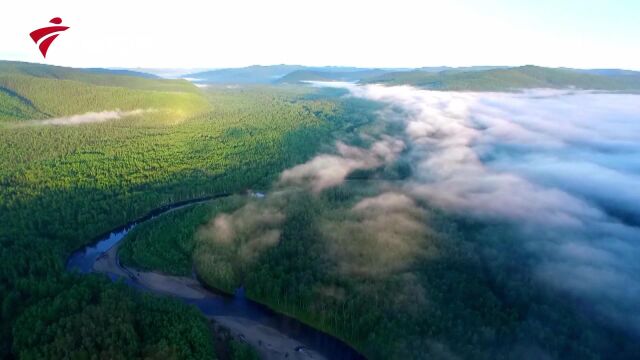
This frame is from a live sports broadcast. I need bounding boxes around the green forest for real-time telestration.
[2,61,639,360]
[184,62,640,92]
[360,65,640,91]
[0,62,369,359]
[118,161,640,360]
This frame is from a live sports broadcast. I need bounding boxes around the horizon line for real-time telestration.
[2,59,640,73]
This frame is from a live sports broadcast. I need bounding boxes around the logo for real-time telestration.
[30,18,69,58]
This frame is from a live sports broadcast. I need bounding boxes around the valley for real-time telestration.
[1,61,639,360]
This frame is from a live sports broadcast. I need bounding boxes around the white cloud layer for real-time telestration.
[314,82,640,335]
[33,109,148,125]
[279,137,404,192]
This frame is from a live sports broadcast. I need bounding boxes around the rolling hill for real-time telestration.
[0,61,197,93]
[184,65,396,84]
[0,70,351,360]
[83,68,159,79]
[183,65,308,84]
[277,69,391,83]
[416,66,509,73]
[573,68,640,79]
[363,65,640,92]
[0,61,209,122]
[183,64,640,92]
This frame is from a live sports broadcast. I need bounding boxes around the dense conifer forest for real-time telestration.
[2,61,639,359]
[0,62,364,358]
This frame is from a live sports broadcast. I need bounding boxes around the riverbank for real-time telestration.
[94,241,326,360]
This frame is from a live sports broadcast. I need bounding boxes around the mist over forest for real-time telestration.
[301,83,640,337]
[179,83,640,358]
[2,59,640,359]
[2,0,640,358]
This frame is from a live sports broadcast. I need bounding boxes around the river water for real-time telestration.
[66,195,365,360]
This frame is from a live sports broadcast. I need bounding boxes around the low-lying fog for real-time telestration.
[300,83,640,336]
[25,109,150,126]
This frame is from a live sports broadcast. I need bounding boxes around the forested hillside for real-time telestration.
[184,65,308,84]
[363,65,640,91]
[123,186,639,359]
[0,61,208,123]
[278,69,389,83]
[185,65,392,84]
[184,63,640,91]
[0,62,360,358]
[0,61,196,92]
[3,61,639,359]
[117,100,640,360]
[84,67,160,79]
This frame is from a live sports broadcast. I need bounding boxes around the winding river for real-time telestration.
[66,194,365,360]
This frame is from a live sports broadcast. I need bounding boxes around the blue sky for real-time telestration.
[2,0,639,69]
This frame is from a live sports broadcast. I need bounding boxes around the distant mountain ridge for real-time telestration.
[2,60,640,93]
[184,65,402,84]
[184,65,308,84]
[277,69,390,83]
[362,65,640,92]
[416,66,510,73]
[180,63,640,92]
[571,68,640,78]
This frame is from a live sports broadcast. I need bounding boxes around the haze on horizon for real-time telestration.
[2,0,640,71]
